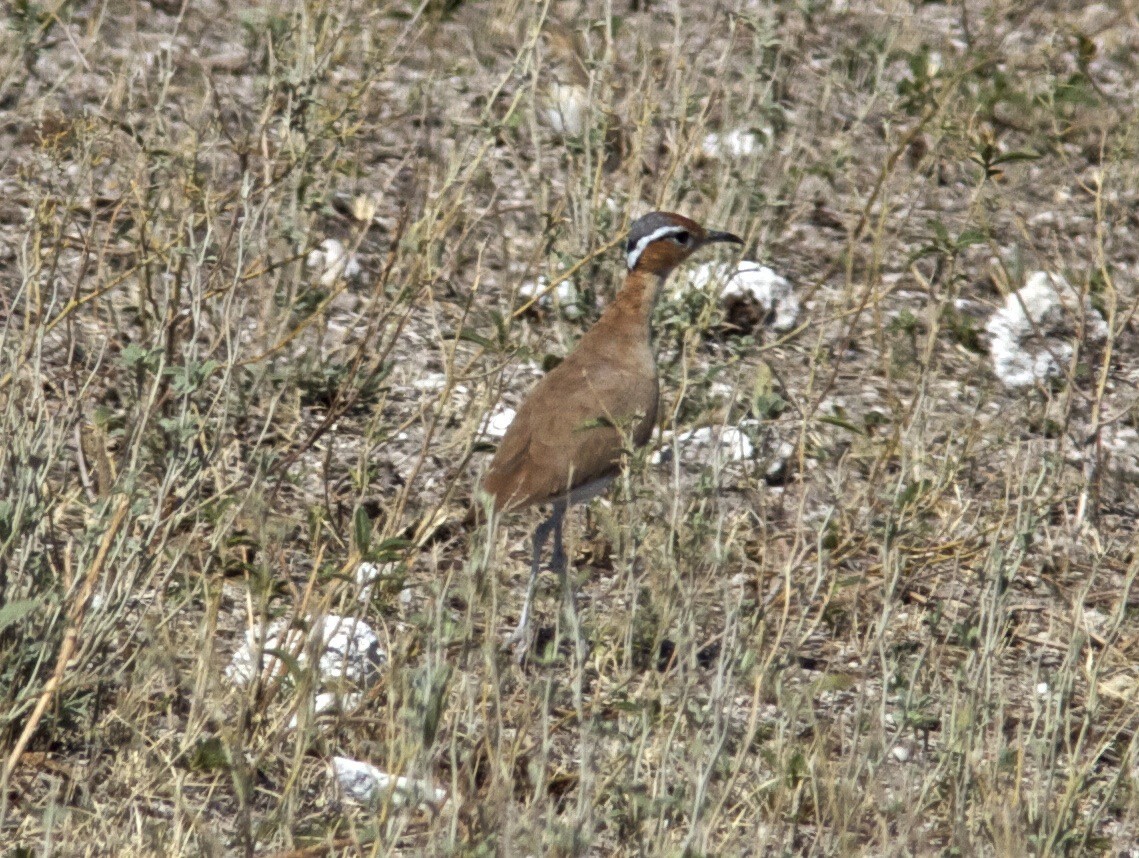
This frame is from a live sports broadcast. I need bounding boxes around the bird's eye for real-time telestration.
[672,231,690,245]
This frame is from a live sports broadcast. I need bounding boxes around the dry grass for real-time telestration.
[2,0,1139,854]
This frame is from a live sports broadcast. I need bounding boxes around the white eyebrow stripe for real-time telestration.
[626,225,688,270]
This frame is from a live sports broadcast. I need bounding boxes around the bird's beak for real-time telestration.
[704,230,744,246]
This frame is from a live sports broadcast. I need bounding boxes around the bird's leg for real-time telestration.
[550,501,567,577]
[551,502,577,625]
[550,502,587,661]
[506,506,560,658]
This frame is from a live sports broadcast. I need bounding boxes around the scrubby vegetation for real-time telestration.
[2,1,1139,854]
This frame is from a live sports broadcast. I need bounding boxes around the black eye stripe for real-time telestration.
[626,223,698,268]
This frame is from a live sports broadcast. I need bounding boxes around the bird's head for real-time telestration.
[625,211,743,277]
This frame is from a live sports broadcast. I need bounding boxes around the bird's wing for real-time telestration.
[483,356,657,510]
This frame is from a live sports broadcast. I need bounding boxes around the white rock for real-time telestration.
[543,82,588,136]
[723,264,800,333]
[653,421,758,465]
[481,404,516,439]
[687,261,800,332]
[701,128,765,158]
[890,745,911,763]
[226,614,385,686]
[307,238,362,287]
[765,440,796,483]
[409,372,470,409]
[332,757,447,808]
[708,381,735,400]
[287,691,361,730]
[518,276,581,319]
[412,372,448,392]
[1036,681,1050,697]
[1100,426,1139,484]
[355,561,390,604]
[714,426,756,460]
[685,261,724,293]
[354,562,403,598]
[355,561,381,590]
[986,271,1107,388]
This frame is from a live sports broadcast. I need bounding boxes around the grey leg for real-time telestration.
[550,502,577,613]
[549,502,587,661]
[506,504,564,658]
[550,501,568,576]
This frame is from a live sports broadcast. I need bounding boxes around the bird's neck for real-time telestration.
[575,268,668,364]
[608,268,667,336]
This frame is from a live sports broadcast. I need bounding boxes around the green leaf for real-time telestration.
[0,499,13,541]
[419,664,452,747]
[574,416,616,433]
[373,537,412,562]
[120,343,152,369]
[896,479,932,510]
[353,507,372,554]
[863,410,890,431]
[189,736,230,771]
[457,327,494,349]
[754,392,787,421]
[489,310,508,346]
[955,228,987,248]
[0,598,39,634]
[989,149,1041,167]
[817,415,865,435]
[263,647,305,683]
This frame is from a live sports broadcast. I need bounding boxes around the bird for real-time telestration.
[482,211,744,656]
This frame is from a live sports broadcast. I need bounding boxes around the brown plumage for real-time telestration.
[483,270,660,511]
[483,211,743,656]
